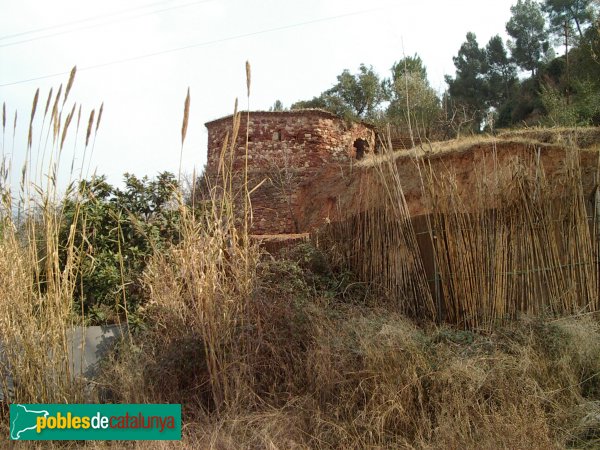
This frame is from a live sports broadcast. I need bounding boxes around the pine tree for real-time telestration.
[506,0,551,76]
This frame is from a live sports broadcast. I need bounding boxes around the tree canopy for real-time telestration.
[387,55,441,138]
[506,0,551,75]
[485,35,518,109]
[61,172,181,320]
[292,64,387,121]
[543,0,595,38]
[444,32,489,130]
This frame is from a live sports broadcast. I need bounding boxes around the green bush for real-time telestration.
[540,80,600,126]
[60,172,181,321]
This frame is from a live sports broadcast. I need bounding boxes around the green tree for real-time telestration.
[485,35,518,110]
[292,64,387,121]
[390,54,428,82]
[387,54,441,138]
[290,96,328,110]
[269,100,285,111]
[543,0,596,39]
[572,24,600,79]
[506,0,551,76]
[61,172,180,322]
[445,32,489,131]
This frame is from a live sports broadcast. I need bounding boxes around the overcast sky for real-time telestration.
[0,0,517,190]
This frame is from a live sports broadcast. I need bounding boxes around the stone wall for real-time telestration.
[205,110,376,234]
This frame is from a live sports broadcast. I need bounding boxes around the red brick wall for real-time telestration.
[205,110,375,234]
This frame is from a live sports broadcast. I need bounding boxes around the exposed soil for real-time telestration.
[295,134,600,232]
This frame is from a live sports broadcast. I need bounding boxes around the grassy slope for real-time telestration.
[9,243,593,450]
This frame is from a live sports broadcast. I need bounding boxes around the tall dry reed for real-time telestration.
[118,71,261,414]
[0,68,103,404]
[322,133,600,329]
[424,142,599,328]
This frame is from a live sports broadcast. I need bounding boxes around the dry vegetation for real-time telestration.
[0,70,599,449]
[361,127,600,166]
[0,67,99,406]
[333,130,600,330]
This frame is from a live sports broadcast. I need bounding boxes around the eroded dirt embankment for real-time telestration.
[296,135,600,230]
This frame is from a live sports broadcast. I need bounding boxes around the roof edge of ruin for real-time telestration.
[204,109,376,129]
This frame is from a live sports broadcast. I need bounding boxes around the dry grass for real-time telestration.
[361,126,600,168]
[179,87,190,183]
[100,93,261,415]
[498,126,600,149]
[327,129,600,329]
[9,286,594,449]
[0,69,105,407]
[427,146,598,327]
[89,309,600,449]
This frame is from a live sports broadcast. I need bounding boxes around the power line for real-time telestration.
[0,0,183,41]
[0,6,387,88]
[0,0,216,49]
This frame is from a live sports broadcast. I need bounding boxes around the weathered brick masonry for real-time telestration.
[205,110,376,234]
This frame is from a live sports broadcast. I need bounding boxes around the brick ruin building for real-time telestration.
[204,109,376,235]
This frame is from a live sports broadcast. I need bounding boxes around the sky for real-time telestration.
[0,0,518,190]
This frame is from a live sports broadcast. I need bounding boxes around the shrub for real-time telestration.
[60,172,181,321]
